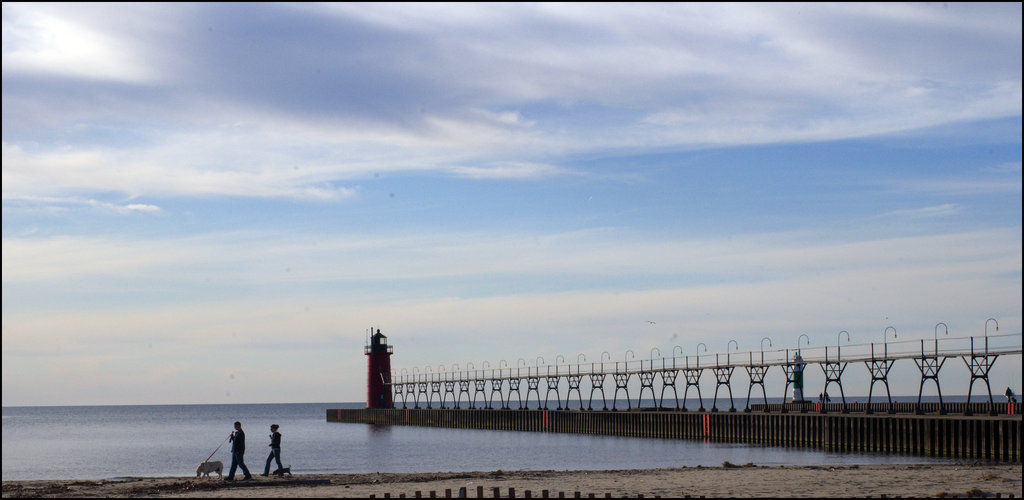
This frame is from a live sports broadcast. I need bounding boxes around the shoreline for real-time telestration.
[3,463,1021,498]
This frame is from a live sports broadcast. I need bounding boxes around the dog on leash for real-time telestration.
[271,465,292,476]
[196,460,223,478]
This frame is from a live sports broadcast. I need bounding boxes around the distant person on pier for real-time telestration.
[226,421,252,481]
[1007,387,1017,403]
[263,424,283,476]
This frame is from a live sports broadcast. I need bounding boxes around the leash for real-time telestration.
[203,434,230,463]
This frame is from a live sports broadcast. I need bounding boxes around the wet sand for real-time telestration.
[3,464,1021,498]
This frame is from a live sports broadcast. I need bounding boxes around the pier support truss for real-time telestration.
[819,361,848,412]
[442,379,457,409]
[744,365,769,412]
[913,355,946,415]
[864,359,895,413]
[682,368,704,412]
[505,377,520,409]
[416,381,428,409]
[711,366,736,412]
[489,379,505,410]
[405,383,415,409]
[393,383,405,409]
[638,370,657,409]
[611,372,632,410]
[544,376,562,410]
[659,370,680,409]
[525,375,541,409]
[428,380,442,409]
[588,373,608,411]
[565,373,584,410]
[472,379,487,409]
[780,363,803,412]
[457,379,471,409]
[963,354,999,415]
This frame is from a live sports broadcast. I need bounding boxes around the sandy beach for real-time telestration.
[2,464,1020,498]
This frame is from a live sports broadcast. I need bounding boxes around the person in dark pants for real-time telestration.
[226,421,252,481]
[263,424,283,476]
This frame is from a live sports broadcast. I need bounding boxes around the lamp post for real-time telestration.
[883,326,897,358]
[933,322,948,356]
[984,318,999,353]
[837,330,850,360]
[760,337,772,365]
[623,349,635,372]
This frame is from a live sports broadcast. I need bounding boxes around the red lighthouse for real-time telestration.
[364,328,393,408]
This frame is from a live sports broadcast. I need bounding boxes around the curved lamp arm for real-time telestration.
[985,318,999,337]
[798,334,810,352]
[837,330,850,346]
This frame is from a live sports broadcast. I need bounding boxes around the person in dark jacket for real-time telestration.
[226,421,252,481]
[263,424,283,476]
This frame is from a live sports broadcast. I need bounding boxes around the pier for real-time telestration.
[329,405,1021,462]
[332,323,1022,462]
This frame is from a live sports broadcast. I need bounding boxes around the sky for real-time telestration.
[2,3,1021,407]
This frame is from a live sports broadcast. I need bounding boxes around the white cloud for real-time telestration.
[3,3,1021,202]
[1,139,359,202]
[1,6,160,83]
[873,204,961,220]
[444,162,573,180]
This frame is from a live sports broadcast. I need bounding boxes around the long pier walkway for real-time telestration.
[333,327,1021,462]
[329,405,1022,463]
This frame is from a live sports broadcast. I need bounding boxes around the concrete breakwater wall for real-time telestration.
[328,408,1021,462]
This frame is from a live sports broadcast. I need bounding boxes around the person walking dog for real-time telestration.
[263,424,283,476]
[226,421,252,481]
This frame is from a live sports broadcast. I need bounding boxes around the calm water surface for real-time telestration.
[2,402,961,481]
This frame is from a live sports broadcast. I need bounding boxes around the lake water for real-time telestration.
[2,400,963,481]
